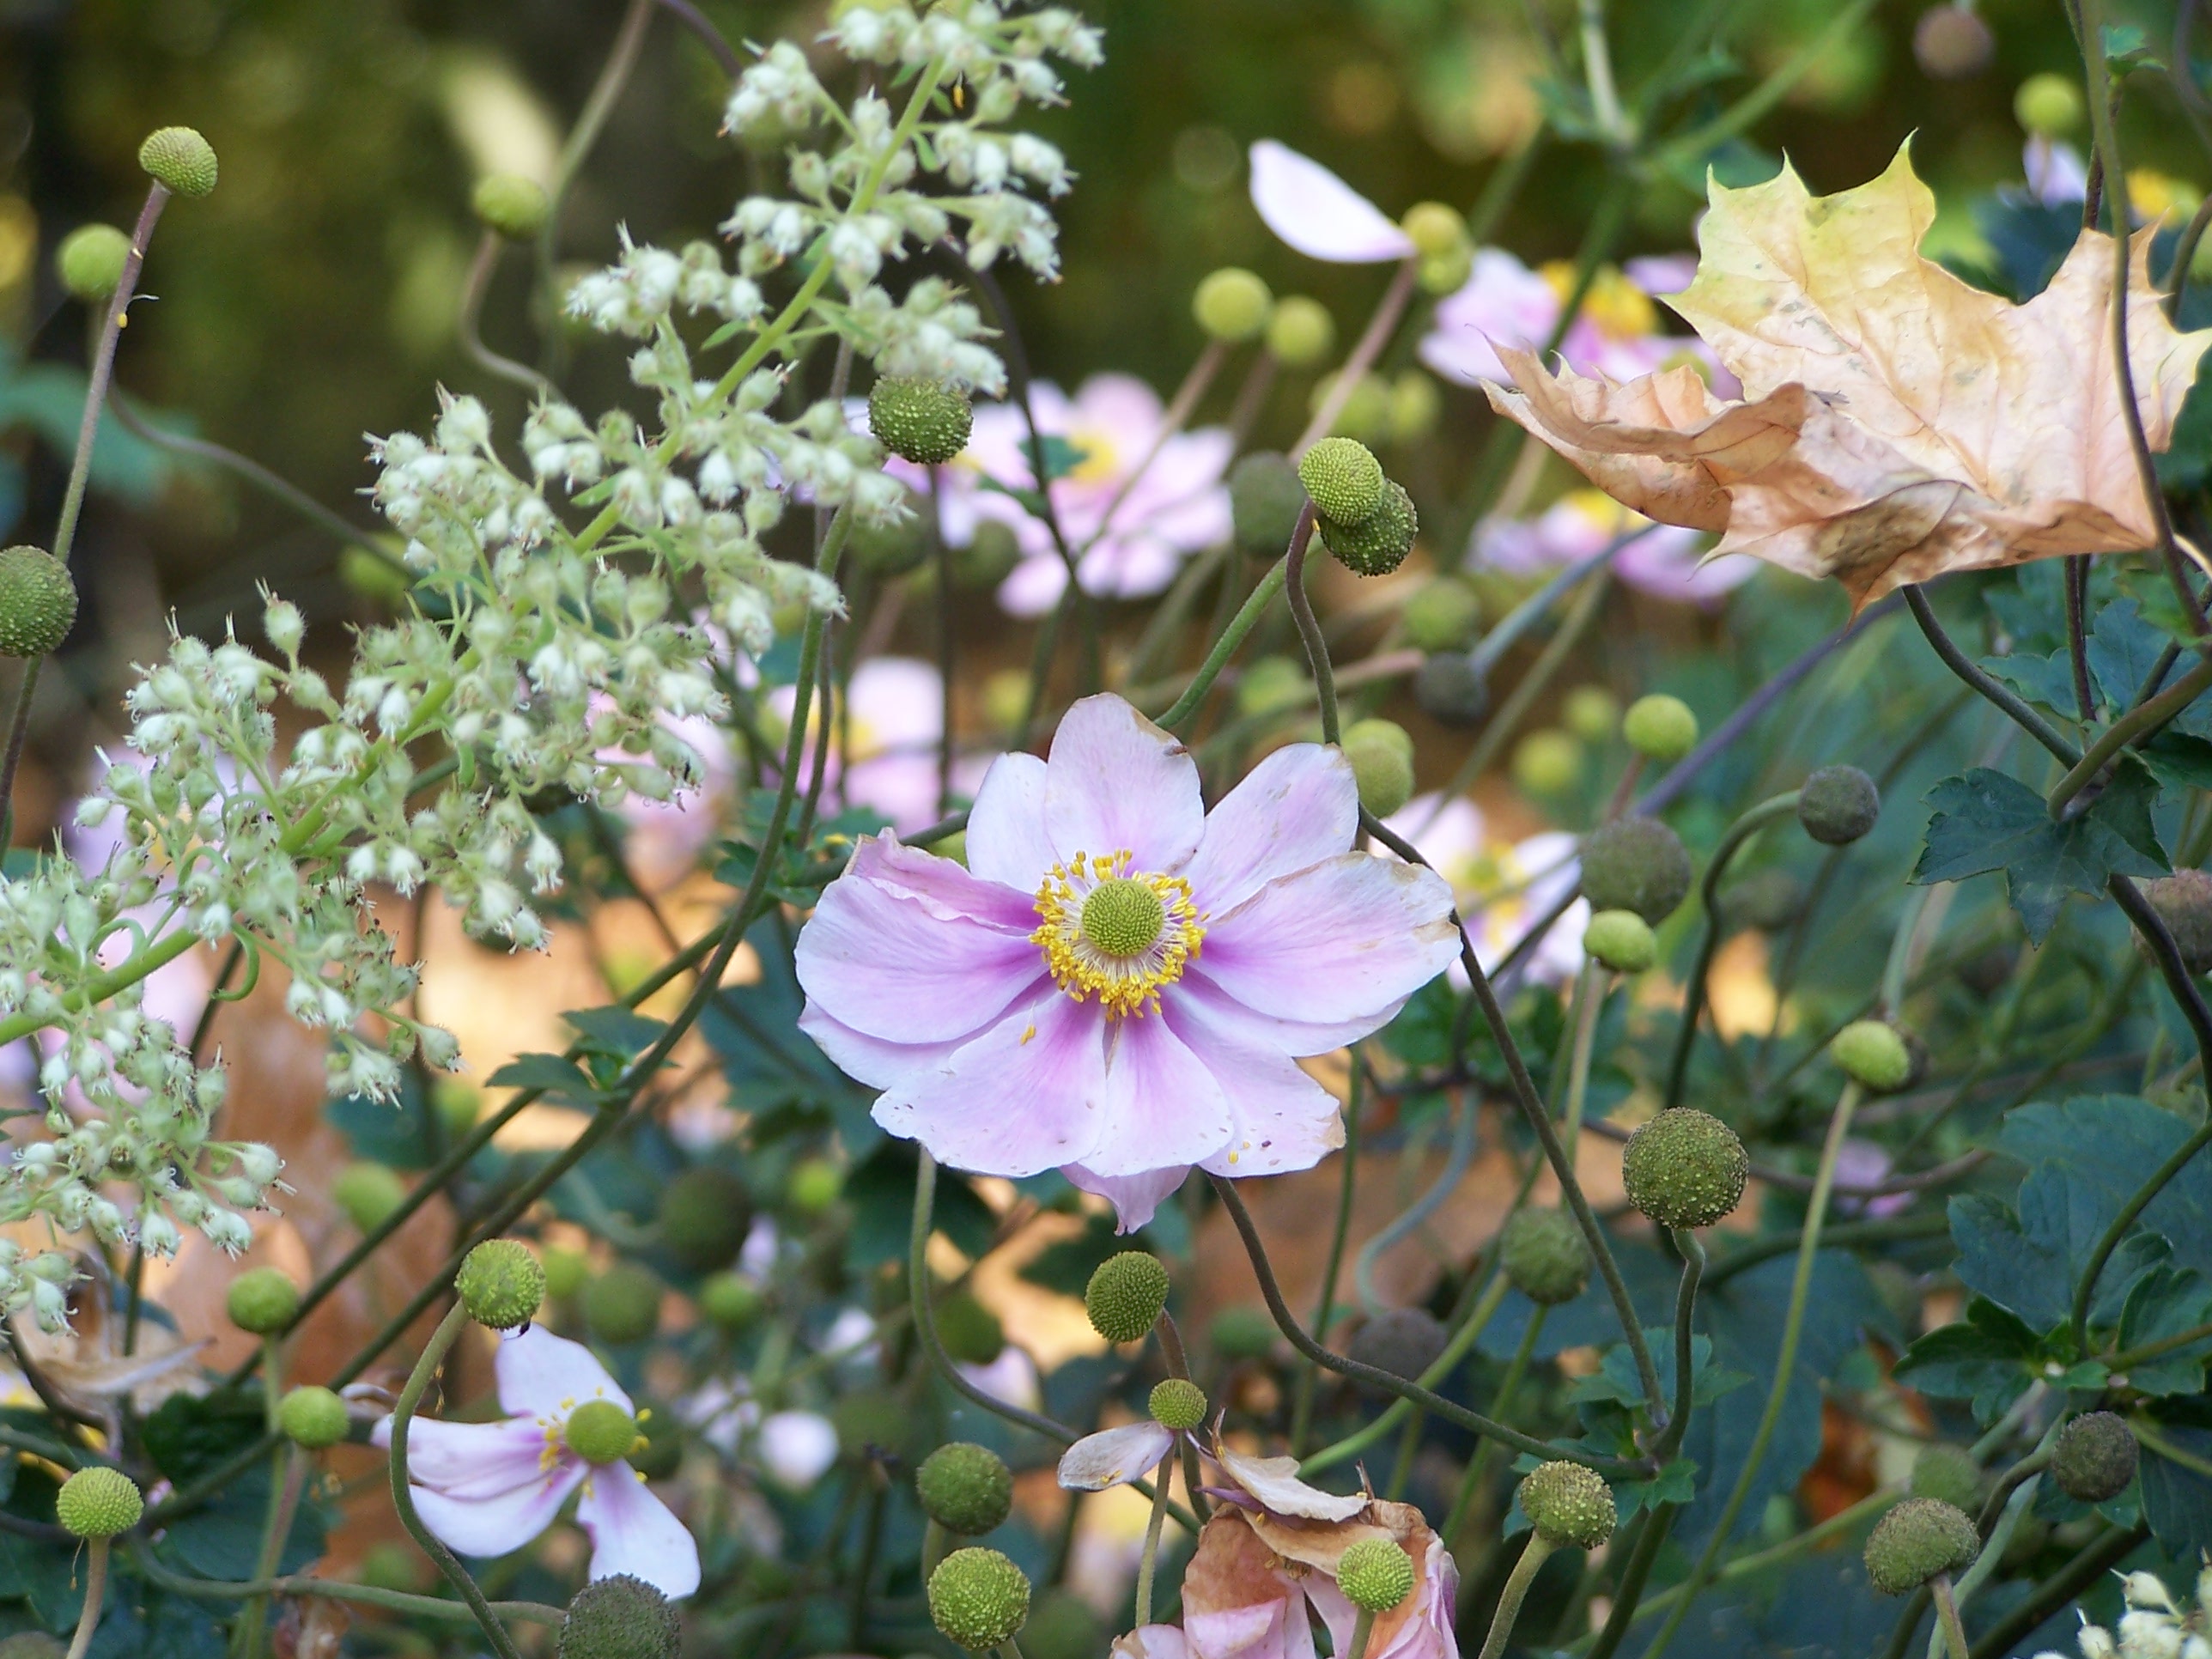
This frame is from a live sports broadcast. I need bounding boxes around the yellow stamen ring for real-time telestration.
[1032,849,1205,1018]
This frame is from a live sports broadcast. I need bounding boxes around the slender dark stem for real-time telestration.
[53,183,169,565]
[1279,504,1334,741]
[1655,1231,1706,1462]
[2066,556,2095,720]
[1291,1060,1361,1458]
[0,658,40,851]
[1904,586,2081,765]
[2169,190,2212,319]
[2049,656,2212,812]
[1581,1501,1678,1659]
[654,0,741,73]
[458,229,552,396]
[1662,792,1800,1111]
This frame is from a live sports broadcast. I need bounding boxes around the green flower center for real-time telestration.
[564,1400,640,1467]
[1079,878,1166,958]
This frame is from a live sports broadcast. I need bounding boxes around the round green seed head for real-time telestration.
[1335,1539,1416,1613]
[1400,202,1466,259]
[1211,1304,1277,1362]
[1231,453,1310,559]
[2052,1412,2138,1504]
[1414,653,1488,728]
[1020,1589,1105,1659]
[1562,685,1620,744]
[56,224,131,301]
[1419,245,1474,299]
[472,173,550,240]
[55,1467,142,1540]
[1193,268,1274,342]
[1499,1207,1593,1306]
[1722,867,1806,933]
[581,1262,661,1345]
[1519,1461,1616,1549]
[699,1272,765,1332]
[332,1162,408,1234]
[918,1442,1015,1535]
[2134,870,2212,975]
[786,1157,844,1216]
[1512,729,1583,796]
[935,1289,1006,1364]
[1863,1498,1978,1595]
[1149,1377,1207,1431]
[1085,1251,1169,1343]
[868,376,973,466]
[929,1547,1031,1650]
[1388,371,1441,444]
[1578,817,1693,925]
[1267,295,1335,367]
[138,126,218,198]
[1831,1020,1912,1092]
[2015,72,2085,137]
[559,1572,681,1659]
[658,1166,754,1273]
[1342,720,1416,818]
[278,1385,350,1449]
[458,1240,546,1332]
[0,545,78,659]
[1622,695,1698,763]
[1236,656,1311,720]
[1583,909,1658,975]
[1318,479,1419,577]
[1797,765,1880,845]
[1403,580,1482,653]
[1621,1109,1748,1230]
[227,1267,301,1335]
[542,1245,590,1302]
[564,1399,640,1466]
[834,1387,914,1461]
[952,520,1022,589]
[1910,1444,1982,1512]
[1348,1308,1449,1396]
[1081,878,1166,958]
[1297,437,1386,525]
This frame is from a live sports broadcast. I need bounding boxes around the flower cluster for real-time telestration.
[2034,1567,2212,1659]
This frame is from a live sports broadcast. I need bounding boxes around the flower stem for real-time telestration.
[1131,1452,1173,1630]
[128,1539,566,1626]
[1653,1230,1705,1463]
[62,1538,107,1659]
[1662,791,1802,1112]
[230,1337,290,1659]
[1929,1575,1971,1659]
[1440,1302,1545,1546]
[2047,654,2212,814]
[1475,1534,1557,1659]
[1304,1268,1508,1480]
[1291,1052,1362,1460]
[459,228,553,397]
[1158,560,1288,732]
[1280,505,1336,744]
[1904,586,2081,766]
[1345,1607,1379,1659]
[1297,258,1420,454]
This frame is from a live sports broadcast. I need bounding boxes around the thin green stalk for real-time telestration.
[1651,0,1883,167]
[231,1338,289,1659]
[1475,1535,1558,1659]
[1345,1608,1377,1659]
[1929,1576,1971,1659]
[2049,656,2212,811]
[1298,259,1420,453]
[2070,1113,2212,1352]
[128,1540,564,1625]
[1158,562,1287,732]
[1305,1273,1510,1478]
[61,1539,107,1659]
[1132,1454,1173,1630]
[1291,1060,1363,1457]
[1663,792,1802,1111]
[1654,1231,1706,1462]
[1280,507,1335,743]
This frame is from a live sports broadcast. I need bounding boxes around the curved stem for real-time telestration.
[2049,656,2212,812]
[1929,1575,1971,1659]
[458,229,553,397]
[1475,1534,1557,1659]
[231,1337,289,1659]
[1965,1522,2146,1659]
[129,1540,563,1625]
[1662,792,1801,1111]
[1291,1059,1364,1457]
[1440,1301,1544,1547]
[1305,1271,1510,1479]
[1158,561,1287,731]
[62,1539,107,1659]
[1353,1098,1474,1313]
[1654,1230,1706,1462]
[1131,1452,1172,1630]
[1904,586,2081,766]
[1280,506,1334,743]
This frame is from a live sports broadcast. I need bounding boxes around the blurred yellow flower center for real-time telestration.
[1539,261,1657,341]
[1561,488,1652,536]
[1033,851,1204,1018]
[1065,427,1120,484]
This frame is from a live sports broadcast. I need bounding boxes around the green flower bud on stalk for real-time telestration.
[1148,1377,1207,1431]
[1577,817,1693,924]
[1512,730,1583,796]
[1400,202,1466,258]
[699,1272,766,1332]
[1797,764,1880,844]
[2052,1412,2139,1503]
[2133,870,2212,975]
[951,520,1021,590]
[868,377,974,465]
[1518,1461,1616,1548]
[917,1443,1016,1535]
[1583,909,1658,975]
[1342,720,1416,817]
[1347,1308,1448,1395]
[1085,1251,1169,1343]
[1414,654,1487,728]
[558,1573,681,1659]
[582,1262,661,1345]
[139,126,219,197]
[458,1240,546,1332]
[1910,1444,1982,1512]
[1417,244,1474,295]
[1500,1207,1594,1305]
[0,546,78,659]
[1266,295,1334,366]
[1230,453,1310,558]
[227,1267,301,1336]
[928,1548,1031,1650]
[56,225,131,301]
[1562,684,1620,743]
[472,173,550,240]
[1621,1109,1748,1230]
[658,1165,754,1273]
[1402,580,1481,653]
[1831,1020,1912,1092]
[55,1467,142,1540]
[1622,695,1698,763]
[2015,72,2084,137]
[332,1162,408,1234]
[934,1289,1006,1364]
[786,1156,844,1215]
[1297,438,1386,525]
[1335,1539,1416,1613]
[278,1385,351,1449]
[1318,481,1419,577]
[1863,1498,1978,1595]
[1193,267,1273,341]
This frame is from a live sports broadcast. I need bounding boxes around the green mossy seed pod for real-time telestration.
[543,1245,590,1302]
[951,520,1022,590]
[566,1400,641,1466]
[1021,1589,1106,1659]
[1910,1444,1982,1512]
[1267,296,1334,367]
[1211,1305,1277,1362]
[1723,867,1806,933]
[1500,1207,1593,1305]
[934,1290,1006,1364]
[1193,267,1273,342]
[2052,1412,2139,1503]
[786,1156,844,1216]
[459,1239,546,1332]
[1318,480,1418,577]
[1563,685,1620,744]
[917,1442,1015,1536]
[1237,656,1311,720]
[868,376,974,466]
[1085,1251,1169,1343]
[2015,71,2085,137]
[1403,580,1482,653]
[1401,202,1466,258]
[700,1271,765,1331]
[1621,1109,1749,1230]
[332,1161,408,1234]
[559,1572,682,1659]
[1342,719,1416,818]
[472,173,550,240]
[1797,764,1881,845]
[1583,909,1658,975]
[1230,453,1310,559]
[1622,694,1698,763]
[1863,1498,1978,1595]
[1415,654,1488,729]
[56,224,131,301]
[1336,1539,1416,1613]
[138,126,218,197]
[1297,437,1386,525]
[658,1166,754,1273]
[1417,244,1474,296]
[1518,1461,1616,1549]
[1148,1378,1206,1431]
[928,1548,1031,1650]
[1512,730,1583,796]
[0,546,78,659]
[278,1385,350,1450]
[1578,817,1693,925]
[1831,1019,1912,1092]
[1348,1308,1449,1394]
[227,1267,301,1336]
[582,1262,662,1345]
[55,1467,143,1540]
[2134,869,2212,975]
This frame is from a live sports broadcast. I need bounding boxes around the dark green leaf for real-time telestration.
[1913,767,2166,943]
[1893,1297,2047,1424]
[2118,1266,2212,1395]
[563,1005,668,1060]
[485,1052,599,1107]
[2138,1418,2212,1557]
[1951,1178,2169,1334]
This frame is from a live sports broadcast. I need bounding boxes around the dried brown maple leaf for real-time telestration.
[1484,145,2212,610]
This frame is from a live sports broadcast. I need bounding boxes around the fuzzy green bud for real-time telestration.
[332,1162,408,1234]
[1335,1539,1416,1613]
[1797,765,1880,845]
[1622,695,1698,763]
[56,224,131,301]
[1863,1498,1978,1595]
[1149,1378,1207,1431]
[559,1573,681,1659]
[277,1385,350,1449]
[935,1289,1006,1364]
[1563,685,1620,743]
[1518,1461,1616,1548]
[2015,72,2085,137]
[2133,869,2212,975]
[1085,1251,1169,1343]
[929,1548,1031,1650]
[227,1267,300,1335]
[918,1442,1015,1535]
[1621,1109,1748,1230]
[786,1157,844,1215]
[1401,202,1466,258]
[1318,480,1418,577]
[1297,437,1386,525]
[472,173,550,240]
[1348,1308,1448,1394]
[138,126,218,198]
[868,377,974,466]
[455,1240,544,1332]
[1583,909,1658,975]
[1212,1304,1277,1361]
[1910,1445,1982,1512]
[1342,720,1416,817]
[582,1262,661,1345]
[1512,729,1583,796]
[658,1166,754,1273]
[1194,268,1273,342]
[1267,295,1334,367]
[1831,1020,1911,1092]
[55,1467,142,1540]
[1403,580,1481,653]
[699,1272,766,1332]
[1415,654,1487,728]
[0,546,78,659]
[543,1245,590,1301]
[1500,1207,1593,1305]
[2052,1412,2139,1503]
[1237,656,1312,720]
[952,520,1021,589]
[1418,243,1474,295]
[1231,452,1310,559]
[1577,817,1693,925]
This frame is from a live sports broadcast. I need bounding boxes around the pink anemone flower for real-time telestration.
[1477,487,1757,607]
[372,1325,701,1599]
[793,695,1460,1231]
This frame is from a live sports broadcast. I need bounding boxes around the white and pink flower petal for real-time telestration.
[409,1464,584,1560]
[1083,1013,1236,1179]
[1062,1163,1192,1233]
[1248,141,1416,264]
[574,1465,704,1598]
[1042,696,1206,873]
[372,1417,552,1502]
[965,751,1060,891]
[495,1325,635,1422]
[1056,1421,1178,1491]
[1182,744,1358,916]
[870,993,1109,1178]
[1166,998,1346,1182]
[797,1004,977,1091]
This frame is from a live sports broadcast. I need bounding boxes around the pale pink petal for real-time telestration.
[872,993,1109,1176]
[846,659,945,754]
[1168,998,1345,1182]
[1171,968,1402,1057]
[1625,253,1698,298]
[1083,1014,1235,1179]
[1073,373,1169,435]
[797,1003,976,1089]
[574,1467,703,1598]
[847,834,1039,932]
[1043,696,1205,872]
[1249,141,1416,264]
[1197,855,1458,1026]
[1216,1447,1367,1521]
[1116,1626,1194,1659]
[966,752,1060,892]
[371,1417,552,1499]
[410,1462,583,1559]
[1184,744,1358,915]
[1063,1163,1192,1232]
[495,1325,633,1421]
[998,552,1070,617]
[1057,1422,1176,1490]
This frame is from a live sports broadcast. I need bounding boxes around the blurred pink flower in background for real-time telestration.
[770,657,997,832]
[1378,795,1586,987]
[1421,252,1727,390]
[1476,488,1756,607]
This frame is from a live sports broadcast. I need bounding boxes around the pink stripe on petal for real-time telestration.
[966,751,1060,891]
[1062,1162,1191,1232]
[847,834,1040,933]
[496,1325,633,1421]
[575,1466,703,1599]
[1044,696,1204,872]
[374,1417,551,1500]
[410,1464,581,1560]
[1200,854,1458,1025]
[1081,1012,1235,1179]
[872,994,1109,1177]
[1184,744,1358,915]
